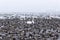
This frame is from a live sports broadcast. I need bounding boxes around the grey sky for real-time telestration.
[0,0,60,12]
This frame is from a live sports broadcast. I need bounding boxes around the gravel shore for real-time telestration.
[0,17,60,40]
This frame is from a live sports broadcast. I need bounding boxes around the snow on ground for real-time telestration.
[0,16,6,19]
[50,16,60,19]
[0,13,60,20]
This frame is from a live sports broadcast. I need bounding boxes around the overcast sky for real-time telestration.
[0,0,60,12]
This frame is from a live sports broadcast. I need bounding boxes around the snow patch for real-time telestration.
[26,21,34,24]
